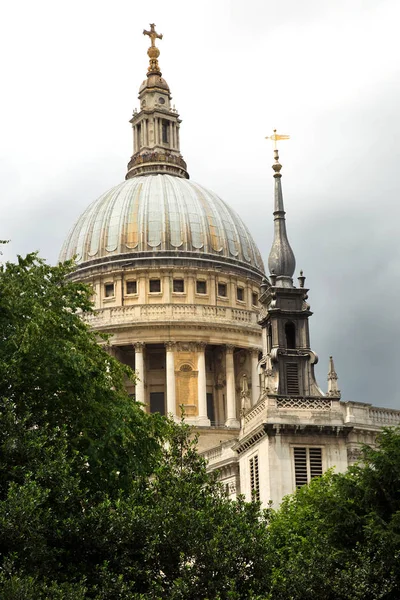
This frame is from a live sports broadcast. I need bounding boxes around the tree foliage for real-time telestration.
[1,253,400,599]
[0,254,270,599]
[264,428,400,600]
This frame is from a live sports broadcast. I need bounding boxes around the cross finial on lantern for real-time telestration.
[143,23,163,48]
[143,24,164,75]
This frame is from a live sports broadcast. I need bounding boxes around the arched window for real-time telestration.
[285,322,296,349]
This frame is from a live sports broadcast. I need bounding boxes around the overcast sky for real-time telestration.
[1,0,400,408]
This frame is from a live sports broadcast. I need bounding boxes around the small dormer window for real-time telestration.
[218,283,227,297]
[149,279,161,293]
[173,279,184,293]
[126,280,137,295]
[237,287,244,302]
[104,283,114,298]
[196,280,207,294]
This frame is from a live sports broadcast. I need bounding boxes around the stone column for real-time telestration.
[154,117,158,145]
[225,345,239,427]
[176,125,180,150]
[169,121,173,148]
[197,342,210,426]
[165,342,176,418]
[134,342,146,409]
[251,348,260,406]
[134,126,138,153]
[143,119,147,146]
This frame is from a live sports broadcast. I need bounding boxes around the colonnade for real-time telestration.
[134,118,180,151]
[133,342,260,427]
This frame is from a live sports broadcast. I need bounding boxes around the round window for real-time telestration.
[158,97,165,105]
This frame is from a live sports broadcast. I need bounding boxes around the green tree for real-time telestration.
[0,253,166,495]
[0,253,270,599]
[264,428,400,600]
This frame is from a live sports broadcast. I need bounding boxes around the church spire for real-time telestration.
[266,131,296,288]
[126,24,189,180]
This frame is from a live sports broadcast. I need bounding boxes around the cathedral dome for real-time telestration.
[59,174,265,276]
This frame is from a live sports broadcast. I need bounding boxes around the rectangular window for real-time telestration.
[126,280,137,295]
[149,279,161,293]
[218,282,227,297]
[294,447,323,488]
[104,283,114,298]
[196,280,207,294]
[286,362,300,395]
[173,279,184,293]
[252,292,258,306]
[249,455,260,502]
[237,287,244,302]
[162,120,168,143]
[150,392,165,415]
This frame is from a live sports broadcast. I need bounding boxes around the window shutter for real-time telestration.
[294,447,308,487]
[249,455,260,502]
[294,447,323,488]
[309,447,323,478]
[286,362,300,395]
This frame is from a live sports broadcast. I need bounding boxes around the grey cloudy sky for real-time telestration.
[1,0,400,407]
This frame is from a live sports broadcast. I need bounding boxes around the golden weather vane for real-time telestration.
[265,129,290,150]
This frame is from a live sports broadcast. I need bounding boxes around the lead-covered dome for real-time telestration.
[59,175,264,275]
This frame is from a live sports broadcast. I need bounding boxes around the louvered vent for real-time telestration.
[294,447,308,487]
[294,447,323,488]
[286,362,300,395]
[309,447,323,479]
[249,455,260,502]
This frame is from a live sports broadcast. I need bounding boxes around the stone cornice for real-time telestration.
[68,251,265,282]
[233,425,268,455]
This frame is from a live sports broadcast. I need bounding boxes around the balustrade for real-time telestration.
[82,303,257,329]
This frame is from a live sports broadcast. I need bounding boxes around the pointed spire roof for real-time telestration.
[266,131,296,287]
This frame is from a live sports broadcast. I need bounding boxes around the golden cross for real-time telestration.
[143,23,163,48]
[266,129,290,150]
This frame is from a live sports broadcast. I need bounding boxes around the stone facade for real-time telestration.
[60,26,400,507]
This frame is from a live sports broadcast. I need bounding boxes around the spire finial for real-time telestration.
[327,356,341,398]
[266,130,296,287]
[143,23,163,75]
[266,129,290,150]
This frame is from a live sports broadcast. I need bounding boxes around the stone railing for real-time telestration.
[276,397,332,411]
[244,399,266,427]
[369,407,400,426]
[203,446,223,461]
[83,303,258,329]
[127,151,188,171]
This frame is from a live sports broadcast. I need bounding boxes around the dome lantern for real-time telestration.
[126,24,189,180]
